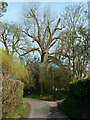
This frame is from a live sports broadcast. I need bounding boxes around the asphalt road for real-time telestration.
[24,98,70,119]
[24,98,51,118]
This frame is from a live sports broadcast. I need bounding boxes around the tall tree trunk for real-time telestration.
[40,52,48,95]
[68,41,72,81]
[72,44,75,80]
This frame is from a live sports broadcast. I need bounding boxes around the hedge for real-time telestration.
[0,72,2,119]
[53,90,69,100]
[69,77,90,97]
[2,76,24,118]
[1,48,29,82]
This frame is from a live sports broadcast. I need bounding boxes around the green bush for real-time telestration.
[2,78,24,117]
[1,48,29,82]
[53,90,69,100]
[69,77,90,97]
[59,95,90,119]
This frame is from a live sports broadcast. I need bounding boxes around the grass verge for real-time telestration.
[24,94,54,101]
[58,95,90,119]
[4,100,28,119]
[24,90,69,101]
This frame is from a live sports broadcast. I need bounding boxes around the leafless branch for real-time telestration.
[19,48,42,56]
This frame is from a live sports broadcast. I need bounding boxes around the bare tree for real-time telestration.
[19,4,64,94]
[55,4,88,80]
[20,6,63,63]
[0,23,30,56]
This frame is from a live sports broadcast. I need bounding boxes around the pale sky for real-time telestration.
[1,1,87,23]
[0,0,89,65]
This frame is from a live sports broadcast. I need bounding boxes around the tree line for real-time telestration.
[0,2,89,94]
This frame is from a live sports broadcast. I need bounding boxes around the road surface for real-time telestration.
[24,98,70,119]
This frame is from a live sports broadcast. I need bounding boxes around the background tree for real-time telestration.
[24,55,41,95]
[45,66,70,93]
[1,2,88,97]
[0,2,29,82]
[55,4,88,80]
[0,1,8,72]
[0,23,31,56]
[0,1,8,17]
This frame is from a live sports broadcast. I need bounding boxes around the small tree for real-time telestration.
[25,56,41,94]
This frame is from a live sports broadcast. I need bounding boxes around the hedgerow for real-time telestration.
[69,77,90,97]
[1,48,28,82]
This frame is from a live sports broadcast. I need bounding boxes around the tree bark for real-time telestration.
[40,52,49,95]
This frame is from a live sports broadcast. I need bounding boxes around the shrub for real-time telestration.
[69,77,90,97]
[53,90,69,100]
[1,48,28,82]
[2,77,24,117]
[59,95,90,119]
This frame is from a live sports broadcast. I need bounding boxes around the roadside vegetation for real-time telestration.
[24,90,69,101]
[58,77,90,119]
[1,49,29,118]
[1,48,28,81]
[0,1,89,119]
[4,101,28,119]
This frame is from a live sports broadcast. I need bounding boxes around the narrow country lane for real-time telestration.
[24,98,71,119]
[24,98,51,118]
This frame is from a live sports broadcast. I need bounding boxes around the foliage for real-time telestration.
[0,1,8,17]
[27,61,40,90]
[23,57,41,96]
[5,100,28,119]
[58,77,90,119]
[69,77,90,97]
[53,90,69,100]
[24,94,54,101]
[24,90,69,101]
[59,95,90,119]
[19,4,65,94]
[24,62,70,96]
[1,3,88,96]
[2,78,24,117]
[1,48,28,81]
[44,66,70,93]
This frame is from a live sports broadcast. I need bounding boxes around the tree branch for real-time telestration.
[51,18,61,38]
[49,52,61,55]
[48,38,59,50]
[23,30,43,51]
[55,27,63,31]
[19,48,42,56]
[43,27,47,42]
[31,9,41,42]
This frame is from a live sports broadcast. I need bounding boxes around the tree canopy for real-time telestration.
[0,1,8,17]
[0,3,89,95]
